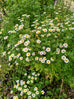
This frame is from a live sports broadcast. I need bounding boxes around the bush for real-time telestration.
[0,0,74,98]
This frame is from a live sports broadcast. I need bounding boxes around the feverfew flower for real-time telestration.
[41,90,45,95]
[24,40,30,46]
[0,31,2,34]
[32,93,35,97]
[36,31,41,34]
[25,57,30,62]
[35,57,39,60]
[61,55,66,60]
[28,96,32,99]
[24,34,30,38]
[43,29,47,32]
[24,85,27,88]
[20,57,23,60]
[59,44,63,48]
[13,96,18,99]
[26,52,30,56]
[19,24,24,30]
[4,36,8,40]
[34,87,38,91]
[36,39,41,44]
[64,58,69,63]
[46,60,51,64]
[0,65,1,68]
[63,43,68,48]
[46,47,51,52]
[36,91,39,95]
[61,49,66,53]
[41,59,45,63]
[27,91,31,95]
[50,57,54,61]
[22,48,28,52]
[24,73,27,76]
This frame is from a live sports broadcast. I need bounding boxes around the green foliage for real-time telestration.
[0,0,74,99]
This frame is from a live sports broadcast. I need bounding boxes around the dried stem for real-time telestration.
[59,77,64,99]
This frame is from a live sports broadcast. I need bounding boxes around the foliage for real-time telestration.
[0,0,74,99]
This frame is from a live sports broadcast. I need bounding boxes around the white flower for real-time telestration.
[41,90,45,95]
[20,92,23,96]
[64,58,69,63]
[28,75,31,78]
[32,52,35,56]
[19,24,24,30]
[0,65,1,68]
[41,59,45,63]
[27,91,31,95]
[20,80,25,85]
[46,60,51,64]
[24,40,30,46]
[59,44,63,48]
[15,24,18,27]
[61,55,66,60]
[22,48,28,52]
[39,58,42,61]
[20,57,23,60]
[43,57,47,61]
[11,54,14,57]
[8,51,11,54]
[4,36,8,40]
[24,34,30,38]
[47,33,51,37]
[42,46,45,49]
[36,91,39,94]
[31,80,33,83]
[35,57,39,60]
[61,49,66,53]
[31,76,34,80]
[23,89,27,92]
[28,96,32,99]
[26,52,30,56]
[46,47,51,52]
[24,85,27,88]
[32,94,35,97]
[37,73,40,76]
[35,77,37,80]
[32,72,35,75]
[25,57,30,62]
[13,96,18,99]
[27,80,30,84]
[49,29,52,32]
[43,51,46,55]
[36,31,41,34]
[43,29,47,32]
[10,90,13,94]
[24,73,27,76]
[50,57,54,61]
[18,87,22,91]
[38,27,41,29]
[63,43,68,48]
[36,39,41,44]
[16,80,19,83]
[40,51,44,55]
[7,44,10,47]
[56,48,60,54]
[0,32,2,34]
[34,87,38,91]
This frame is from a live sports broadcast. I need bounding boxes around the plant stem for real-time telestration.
[59,77,63,99]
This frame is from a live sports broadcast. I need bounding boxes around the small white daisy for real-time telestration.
[46,60,51,64]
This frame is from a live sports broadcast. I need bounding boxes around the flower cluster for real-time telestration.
[0,11,74,71]
[12,71,45,99]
